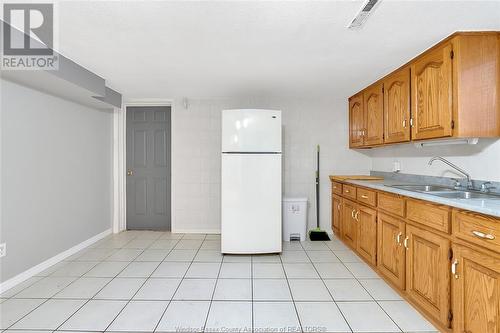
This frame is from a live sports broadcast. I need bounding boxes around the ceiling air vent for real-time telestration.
[347,0,381,29]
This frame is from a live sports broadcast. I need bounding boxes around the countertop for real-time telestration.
[337,178,500,218]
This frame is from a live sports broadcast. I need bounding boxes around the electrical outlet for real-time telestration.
[0,243,6,258]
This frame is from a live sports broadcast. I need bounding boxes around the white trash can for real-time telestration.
[282,197,308,241]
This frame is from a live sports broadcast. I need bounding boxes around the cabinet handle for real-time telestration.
[451,259,459,279]
[345,189,350,193]
[402,119,407,128]
[351,209,355,219]
[471,230,495,240]
[354,211,360,221]
[409,118,414,127]
[396,232,402,245]
[337,203,341,211]
[403,236,409,250]
[361,195,368,199]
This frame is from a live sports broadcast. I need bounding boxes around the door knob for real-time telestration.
[127,170,133,176]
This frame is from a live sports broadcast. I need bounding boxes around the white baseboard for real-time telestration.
[0,228,112,294]
[172,229,221,234]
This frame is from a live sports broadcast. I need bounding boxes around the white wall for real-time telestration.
[0,79,113,282]
[171,96,372,234]
[367,139,500,182]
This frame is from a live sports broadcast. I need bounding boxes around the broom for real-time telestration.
[309,145,330,241]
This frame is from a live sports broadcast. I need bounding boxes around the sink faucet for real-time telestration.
[428,156,473,189]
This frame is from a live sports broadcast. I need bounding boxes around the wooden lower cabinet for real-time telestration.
[332,195,342,236]
[377,212,406,289]
[405,224,451,328]
[357,205,377,265]
[452,244,500,333]
[332,180,500,332]
[341,199,357,249]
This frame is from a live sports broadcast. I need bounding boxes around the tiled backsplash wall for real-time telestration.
[171,97,372,233]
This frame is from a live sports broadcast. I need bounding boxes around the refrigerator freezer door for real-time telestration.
[222,109,282,153]
[221,153,282,254]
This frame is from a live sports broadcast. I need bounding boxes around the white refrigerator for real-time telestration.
[221,109,282,254]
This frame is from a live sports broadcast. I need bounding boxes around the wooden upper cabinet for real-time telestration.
[348,32,500,149]
[452,244,500,333]
[411,42,453,140]
[384,67,411,143]
[451,33,500,137]
[377,212,406,290]
[405,224,451,328]
[363,82,384,146]
[349,94,364,148]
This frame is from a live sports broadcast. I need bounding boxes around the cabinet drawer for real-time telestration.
[357,188,377,207]
[453,210,500,253]
[342,184,357,200]
[407,199,451,233]
[332,182,343,195]
[378,192,405,217]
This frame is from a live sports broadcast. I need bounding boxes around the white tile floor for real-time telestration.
[0,231,439,332]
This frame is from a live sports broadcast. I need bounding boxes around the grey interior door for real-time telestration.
[126,106,171,230]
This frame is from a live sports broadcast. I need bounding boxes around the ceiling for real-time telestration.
[56,1,500,101]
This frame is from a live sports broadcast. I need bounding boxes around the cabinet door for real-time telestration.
[406,224,451,327]
[411,43,453,140]
[341,199,357,249]
[452,244,500,333]
[332,195,342,236]
[377,213,406,290]
[363,83,384,146]
[356,205,377,266]
[349,94,365,148]
[384,67,411,143]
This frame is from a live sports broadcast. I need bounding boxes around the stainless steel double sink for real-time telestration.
[386,184,500,200]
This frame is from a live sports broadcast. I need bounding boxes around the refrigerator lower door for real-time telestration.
[221,153,282,254]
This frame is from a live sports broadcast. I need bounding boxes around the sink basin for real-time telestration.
[387,184,500,200]
[430,191,499,199]
[388,184,455,192]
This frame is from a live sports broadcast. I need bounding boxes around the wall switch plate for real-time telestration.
[0,243,5,258]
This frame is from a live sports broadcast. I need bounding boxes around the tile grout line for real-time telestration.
[279,245,305,333]
[330,233,405,333]
[52,233,159,332]
[51,232,170,332]
[153,233,208,333]
[100,233,184,333]
[300,240,354,333]
[328,235,406,333]
[3,233,139,331]
[250,253,254,333]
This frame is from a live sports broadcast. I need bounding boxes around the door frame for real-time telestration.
[113,100,174,233]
